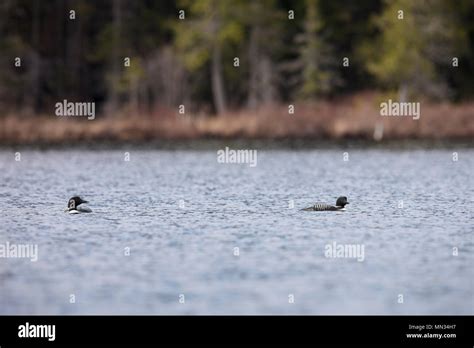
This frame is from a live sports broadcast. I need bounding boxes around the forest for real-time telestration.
[1,0,473,144]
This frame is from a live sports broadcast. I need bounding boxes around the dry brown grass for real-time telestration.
[1,92,473,145]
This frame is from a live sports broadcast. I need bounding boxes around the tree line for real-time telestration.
[0,0,473,116]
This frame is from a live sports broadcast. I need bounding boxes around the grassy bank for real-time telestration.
[1,93,473,146]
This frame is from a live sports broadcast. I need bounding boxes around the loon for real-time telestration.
[65,196,92,214]
[302,196,349,211]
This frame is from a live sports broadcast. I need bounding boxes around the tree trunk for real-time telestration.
[211,43,226,114]
[247,27,259,109]
[56,0,65,98]
[67,1,82,98]
[27,0,40,113]
[247,26,277,107]
[260,57,276,103]
[109,0,121,113]
[398,82,408,103]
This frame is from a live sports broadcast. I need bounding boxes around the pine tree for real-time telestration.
[244,0,284,108]
[363,0,467,100]
[296,0,339,99]
[174,0,246,114]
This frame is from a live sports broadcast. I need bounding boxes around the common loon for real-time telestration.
[302,196,349,211]
[65,196,92,214]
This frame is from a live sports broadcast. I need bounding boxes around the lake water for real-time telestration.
[0,148,473,314]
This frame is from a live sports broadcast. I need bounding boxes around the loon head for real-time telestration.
[335,196,349,208]
[67,196,88,210]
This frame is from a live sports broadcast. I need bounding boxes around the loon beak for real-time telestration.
[82,200,88,204]
[346,202,350,204]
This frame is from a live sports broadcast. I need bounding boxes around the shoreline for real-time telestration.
[2,138,473,151]
[2,93,473,147]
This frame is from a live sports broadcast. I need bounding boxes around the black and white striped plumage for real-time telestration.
[302,196,349,211]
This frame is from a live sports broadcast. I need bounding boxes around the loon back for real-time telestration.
[302,203,341,211]
[302,196,349,211]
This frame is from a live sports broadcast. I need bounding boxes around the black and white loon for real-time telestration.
[65,196,92,214]
[302,196,349,211]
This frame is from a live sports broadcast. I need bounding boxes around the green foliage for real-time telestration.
[361,0,468,99]
[296,0,339,99]
[174,0,245,70]
[0,0,473,115]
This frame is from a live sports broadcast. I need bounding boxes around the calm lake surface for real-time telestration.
[0,148,473,314]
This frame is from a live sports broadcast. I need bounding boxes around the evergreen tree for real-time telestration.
[363,0,467,100]
[174,0,246,113]
[296,0,339,99]
[244,0,285,108]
